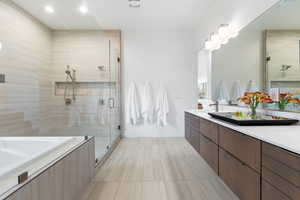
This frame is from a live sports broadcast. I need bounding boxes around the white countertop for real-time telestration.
[186,110,300,155]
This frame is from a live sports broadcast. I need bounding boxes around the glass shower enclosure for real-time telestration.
[50,30,121,162]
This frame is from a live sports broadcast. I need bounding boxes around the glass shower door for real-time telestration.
[108,39,121,148]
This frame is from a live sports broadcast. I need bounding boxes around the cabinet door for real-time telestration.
[262,166,300,199]
[262,142,300,187]
[200,134,218,173]
[184,113,191,143]
[190,127,200,153]
[219,127,261,172]
[262,180,289,200]
[199,118,219,144]
[219,149,260,200]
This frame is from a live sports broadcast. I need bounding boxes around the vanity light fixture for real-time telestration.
[129,0,141,8]
[79,5,89,14]
[204,24,239,51]
[0,42,2,52]
[45,5,55,14]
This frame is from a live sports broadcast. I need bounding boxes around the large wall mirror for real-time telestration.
[208,0,300,113]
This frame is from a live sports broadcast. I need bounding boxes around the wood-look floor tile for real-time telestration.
[164,181,194,200]
[85,138,240,200]
[87,182,119,200]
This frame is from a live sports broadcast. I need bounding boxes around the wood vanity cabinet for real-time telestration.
[190,127,200,153]
[200,134,218,173]
[199,118,219,143]
[219,148,261,200]
[184,112,191,142]
[185,112,200,152]
[219,127,261,172]
[184,112,300,200]
[262,142,300,200]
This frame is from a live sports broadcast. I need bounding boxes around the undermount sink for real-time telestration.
[208,112,299,126]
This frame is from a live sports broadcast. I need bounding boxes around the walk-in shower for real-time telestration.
[51,33,121,162]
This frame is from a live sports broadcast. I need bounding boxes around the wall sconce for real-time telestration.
[204,24,239,51]
[0,42,3,52]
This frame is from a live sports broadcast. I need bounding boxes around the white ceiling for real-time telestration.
[12,0,217,30]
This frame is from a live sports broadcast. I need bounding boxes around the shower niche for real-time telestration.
[54,81,116,97]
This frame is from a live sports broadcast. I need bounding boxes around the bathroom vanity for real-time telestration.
[185,110,300,200]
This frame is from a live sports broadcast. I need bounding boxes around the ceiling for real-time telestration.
[12,0,217,30]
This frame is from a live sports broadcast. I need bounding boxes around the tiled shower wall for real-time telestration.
[0,0,52,135]
[0,1,121,140]
[43,30,121,138]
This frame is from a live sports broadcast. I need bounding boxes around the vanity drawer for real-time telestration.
[262,142,300,171]
[262,152,300,188]
[200,134,218,173]
[262,166,300,200]
[190,127,200,153]
[199,118,218,144]
[190,115,200,130]
[262,180,289,200]
[219,127,261,172]
[184,113,191,142]
[219,148,260,200]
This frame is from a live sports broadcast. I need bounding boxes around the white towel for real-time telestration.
[246,80,258,92]
[141,82,154,123]
[216,80,229,104]
[230,81,242,104]
[156,86,169,126]
[126,82,141,125]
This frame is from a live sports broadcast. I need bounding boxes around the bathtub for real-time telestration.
[0,137,85,196]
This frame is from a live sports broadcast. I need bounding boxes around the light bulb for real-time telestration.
[79,5,88,14]
[211,33,220,41]
[218,24,230,38]
[45,5,54,13]
[205,40,213,50]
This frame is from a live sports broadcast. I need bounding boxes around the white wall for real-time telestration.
[122,31,198,137]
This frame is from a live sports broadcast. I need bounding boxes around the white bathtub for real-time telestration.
[0,137,85,196]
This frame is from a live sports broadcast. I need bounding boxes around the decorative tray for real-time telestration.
[208,112,299,126]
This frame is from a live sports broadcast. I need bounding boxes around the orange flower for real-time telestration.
[245,92,255,97]
[239,92,273,105]
[261,97,273,103]
[238,97,251,105]
[280,93,293,99]
[289,98,300,104]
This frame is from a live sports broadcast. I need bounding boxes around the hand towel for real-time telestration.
[246,80,258,92]
[230,81,242,104]
[141,82,154,123]
[126,82,141,125]
[216,80,229,104]
[156,85,169,126]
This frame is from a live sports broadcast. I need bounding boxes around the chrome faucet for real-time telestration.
[209,101,219,112]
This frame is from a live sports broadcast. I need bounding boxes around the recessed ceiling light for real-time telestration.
[79,5,88,14]
[129,0,141,8]
[45,5,55,14]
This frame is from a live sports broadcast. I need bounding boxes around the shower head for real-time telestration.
[65,65,71,75]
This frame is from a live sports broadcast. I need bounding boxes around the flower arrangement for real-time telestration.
[277,93,300,111]
[238,92,273,118]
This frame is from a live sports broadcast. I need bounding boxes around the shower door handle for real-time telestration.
[108,98,115,109]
